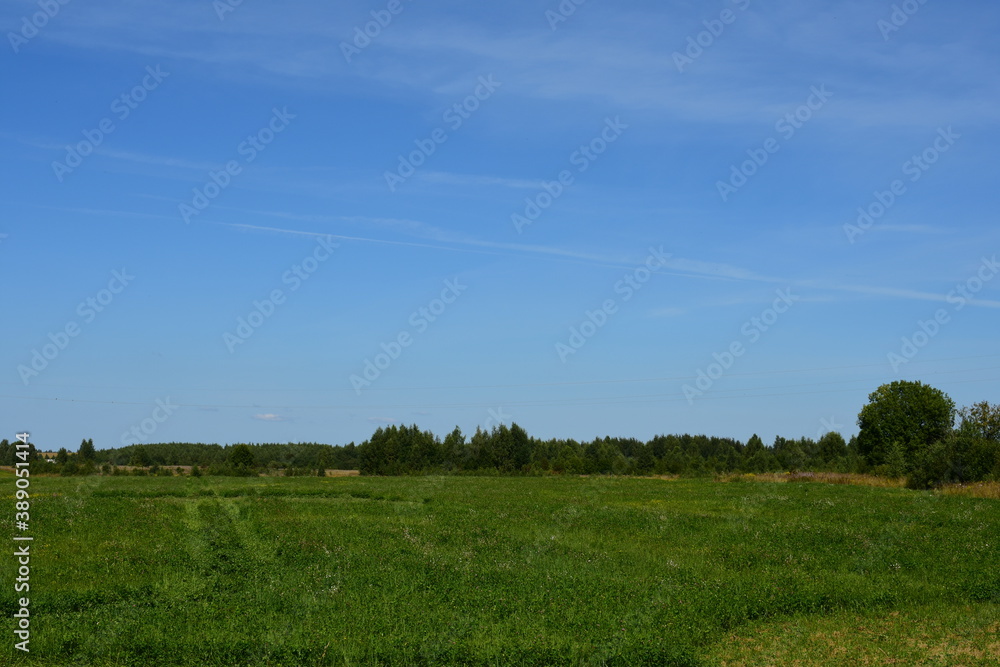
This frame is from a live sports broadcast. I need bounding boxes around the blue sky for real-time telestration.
[2,0,998,451]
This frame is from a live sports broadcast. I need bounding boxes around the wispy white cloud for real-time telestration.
[415,171,543,190]
[212,220,1000,310]
[798,280,1000,309]
[253,413,287,422]
[871,224,952,235]
[30,2,999,129]
[663,257,780,284]
[28,201,997,312]
[207,207,457,242]
[211,220,647,269]
[91,148,219,171]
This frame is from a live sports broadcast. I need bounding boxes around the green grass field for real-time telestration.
[2,474,998,666]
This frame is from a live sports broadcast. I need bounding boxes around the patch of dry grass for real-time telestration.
[322,469,361,477]
[716,471,1000,500]
[938,480,1000,500]
[716,471,906,488]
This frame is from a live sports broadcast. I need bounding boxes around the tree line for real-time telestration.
[357,423,858,477]
[357,381,999,488]
[3,440,358,477]
[8,381,997,489]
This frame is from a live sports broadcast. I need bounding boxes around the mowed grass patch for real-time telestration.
[0,475,996,666]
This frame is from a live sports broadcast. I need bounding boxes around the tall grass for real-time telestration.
[716,471,906,487]
[718,470,1000,499]
[1,475,997,666]
[938,480,1000,500]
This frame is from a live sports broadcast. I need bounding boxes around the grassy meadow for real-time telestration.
[1,474,998,666]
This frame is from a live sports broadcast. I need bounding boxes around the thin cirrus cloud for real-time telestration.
[367,417,397,425]
[30,2,995,129]
[872,224,952,235]
[414,171,544,190]
[253,413,288,422]
[212,220,1000,310]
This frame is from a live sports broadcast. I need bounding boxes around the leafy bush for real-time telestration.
[908,431,1000,489]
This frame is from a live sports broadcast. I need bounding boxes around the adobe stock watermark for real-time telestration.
[843,126,959,244]
[384,75,502,192]
[120,398,179,446]
[484,406,513,430]
[12,430,32,653]
[717,85,833,202]
[682,288,800,404]
[878,0,930,41]
[340,0,414,63]
[179,106,295,224]
[545,0,588,30]
[213,0,246,21]
[512,116,628,234]
[17,269,134,386]
[887,255,998,372]
[672,0,751,73]
[51,65,170,183]
[816,416,845,440]
[8,0,72,53]
[556,246,671,363]
[224,235,339,353]
[350,278,468,394]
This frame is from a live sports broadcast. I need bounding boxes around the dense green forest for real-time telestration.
[355,390,999,490]
[356,424,848,477]
[0,440,358,477]
[6,381,998,489]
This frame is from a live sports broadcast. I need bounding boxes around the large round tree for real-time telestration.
[856,380,955,470]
